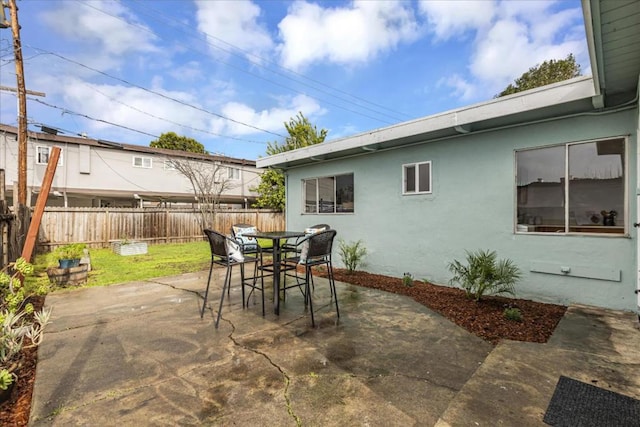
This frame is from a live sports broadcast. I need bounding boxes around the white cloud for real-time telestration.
[194,0,274,59]
[210,94,325,136]
[39,1,158,57]
[32,76,209,139]
[168,61,205,82]
[427,0,587,100]
[417,0,496,40]
[277,0,421,70]
[437,74,477,102]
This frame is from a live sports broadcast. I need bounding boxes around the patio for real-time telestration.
[29,269,640,426]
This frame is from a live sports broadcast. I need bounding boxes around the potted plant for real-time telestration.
[52,243,87,268]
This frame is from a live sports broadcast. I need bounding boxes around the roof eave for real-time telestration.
[258,76,596,169]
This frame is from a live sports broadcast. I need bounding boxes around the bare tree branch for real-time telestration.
[168,157,237,229]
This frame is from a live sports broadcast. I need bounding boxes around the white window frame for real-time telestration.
[227,167,241,180]
[302,173,354,214]
[402,161,432,195]
[515,136,628,236]
[35,145,63,166]
[133,156,152,168]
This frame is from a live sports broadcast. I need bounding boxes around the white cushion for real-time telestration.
[225,238,244,262]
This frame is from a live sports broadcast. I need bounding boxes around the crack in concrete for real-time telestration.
[216,316,303,427]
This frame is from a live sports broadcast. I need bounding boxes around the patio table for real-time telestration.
[243,230,306,315]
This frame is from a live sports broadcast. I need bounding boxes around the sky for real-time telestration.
[0,0,589,160]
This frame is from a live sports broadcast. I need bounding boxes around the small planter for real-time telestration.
[112,241,148,256]
[47,264,89,286]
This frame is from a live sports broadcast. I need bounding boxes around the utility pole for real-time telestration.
[7,0,27,205]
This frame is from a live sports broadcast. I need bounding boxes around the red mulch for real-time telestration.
[1,270,567,424]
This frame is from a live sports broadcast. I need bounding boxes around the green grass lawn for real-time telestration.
[27,241,211,290]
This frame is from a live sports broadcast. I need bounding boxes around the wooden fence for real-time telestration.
[37,207,285,251]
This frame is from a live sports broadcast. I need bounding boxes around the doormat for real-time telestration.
[543,376,640,426]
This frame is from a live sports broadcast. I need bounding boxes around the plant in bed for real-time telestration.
[448,249,521,302]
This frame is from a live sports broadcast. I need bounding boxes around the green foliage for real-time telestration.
[1,258,51,388]
[402,273,414,287]
[338,239,367,274]
[497,54,581,97]
[251,168,285,211]
[266,112,328,155]
[503,307,523,322]
[52,243,87,261]
[448,249,521,302]
[254,113,328,211]
[150,131,207,154]
[0,368,14,390]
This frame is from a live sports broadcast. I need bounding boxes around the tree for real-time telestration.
[265,112,328,155]
[497,54,581,97]
[150,132,207,154]
[251,169,285,210]
[168,158,236,229]
[252,113,327,211]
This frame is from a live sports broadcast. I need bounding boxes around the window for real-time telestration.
[516,137,626,235]
[35,146,63,165]
[303,173,354,214]
[403,161,431,194]
[133,156,152,168]
[163,160,176,170]
[228,167,241,180]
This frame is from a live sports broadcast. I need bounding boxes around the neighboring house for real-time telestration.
[0,124,260,208]
[257,0,640,313]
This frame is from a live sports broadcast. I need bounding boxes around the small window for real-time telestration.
[403,161,431,194]
[164,160,176,170]
[133,156,152,168]
[35,146,63,165]
[228,167,241,180]
[303,173,354,214]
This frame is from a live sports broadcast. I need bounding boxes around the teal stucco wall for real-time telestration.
[284,108,638,311]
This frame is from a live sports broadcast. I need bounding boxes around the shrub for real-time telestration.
[504,307,523,321]
[338,239,367,274]
[0,368,14,391]
[448,249,521,302]
[1,258,51,390]
[53,243,87,260]
[402,272,414,287]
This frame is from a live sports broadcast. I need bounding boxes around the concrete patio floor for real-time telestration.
[29,269,640,426]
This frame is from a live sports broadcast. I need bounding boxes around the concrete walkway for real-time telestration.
[29,270,640,426]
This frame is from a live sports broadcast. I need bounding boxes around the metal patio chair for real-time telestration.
[283,229,339,327]
[201,229,263,328]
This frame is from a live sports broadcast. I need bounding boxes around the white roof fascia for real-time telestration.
[257,75,596,169]
[582,0,604,108]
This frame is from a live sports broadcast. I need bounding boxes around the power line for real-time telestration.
[28,96,160,138]
[84,83,267,145]
[83,0,410,124]
[24,46,286,139]
[129,0,413,120]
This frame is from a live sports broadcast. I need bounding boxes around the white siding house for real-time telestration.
[0,124,261,208]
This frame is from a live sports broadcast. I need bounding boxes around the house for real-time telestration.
[257,0,640,313]
[0,124,261,208]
